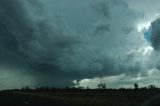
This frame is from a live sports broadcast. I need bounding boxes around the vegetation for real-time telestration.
[1,83,160,106]
[134,83,139,89]
[97,82,106,89]
[14,83,160,91]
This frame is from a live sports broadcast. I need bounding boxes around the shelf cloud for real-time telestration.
[0,0,160,89]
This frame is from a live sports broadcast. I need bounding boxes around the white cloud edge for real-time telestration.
[73,68,160,89]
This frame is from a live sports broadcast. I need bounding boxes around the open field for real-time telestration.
[0,89,160,106]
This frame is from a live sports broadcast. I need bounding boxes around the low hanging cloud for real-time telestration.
[150,18,160,50]
[0,0,156,89]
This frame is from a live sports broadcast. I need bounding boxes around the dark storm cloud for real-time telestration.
[92,1,110,18]
[95,25,110,34]
[0,0,80,88]
[150,18,160,50]
[0,0,29,67]
[0,0,144,88]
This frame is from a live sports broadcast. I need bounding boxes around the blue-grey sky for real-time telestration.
[0,0,160,89]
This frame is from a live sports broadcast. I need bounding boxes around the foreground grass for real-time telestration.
[5,89,160,106]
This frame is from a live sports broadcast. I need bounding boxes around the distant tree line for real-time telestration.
[10,82,160,91]
[133,83,157,90]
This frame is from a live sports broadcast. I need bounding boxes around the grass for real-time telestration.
[3,89,159,106]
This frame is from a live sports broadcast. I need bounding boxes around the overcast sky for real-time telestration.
[0,0,160,89]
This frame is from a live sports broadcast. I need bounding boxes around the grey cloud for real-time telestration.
[0,0,82,88]
[150,18,160,50]
[92,1,110,18]
[0,0,148,88]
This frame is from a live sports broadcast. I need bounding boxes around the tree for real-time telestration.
[21,86,30,91]
[86,86,90,90]
[97,82,106,89]
[77,86,84,89]
[134,83,139,89]
[148,85,156,89]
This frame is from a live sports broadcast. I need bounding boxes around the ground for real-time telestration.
[0,89,160,106]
